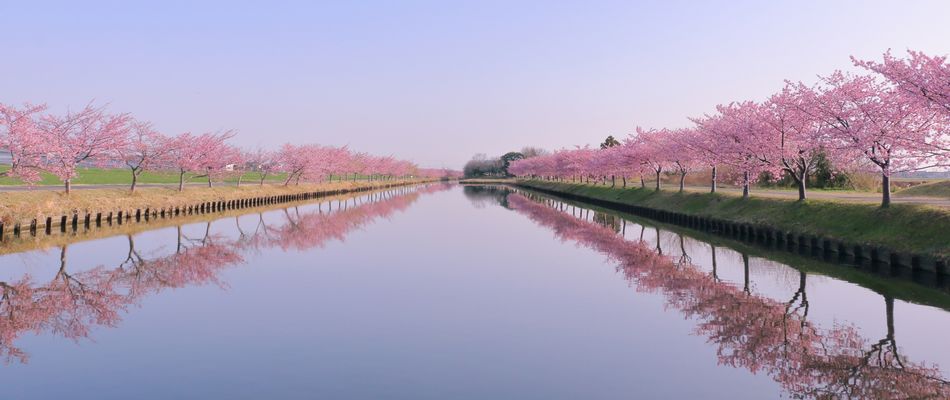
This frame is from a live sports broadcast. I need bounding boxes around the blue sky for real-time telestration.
[2,1,949,167]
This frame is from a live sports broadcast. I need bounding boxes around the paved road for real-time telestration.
[679,185,950,208]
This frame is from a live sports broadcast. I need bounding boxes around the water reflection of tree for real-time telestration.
[0,184,450,364]
[592,211,621,235]
[508,193,950,399]
[462,185,511,209]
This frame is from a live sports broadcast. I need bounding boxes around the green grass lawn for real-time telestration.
[518,180,950,258]
[0,165,290,186]
[0,166,392,186]
[897,180,950,199]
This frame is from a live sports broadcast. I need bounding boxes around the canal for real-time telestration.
[0,183,948,399]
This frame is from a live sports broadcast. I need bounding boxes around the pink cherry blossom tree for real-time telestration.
[809,71,946,207]
[708,102,769,198]
[0,103,47,185]
[323,146,352,182]
[855,50,950,116]
[117,121,174,193]
[167,131,236,191]
[246,148,278,186]
[227,146,248,187]
[347,152,370,181]
[37,104,132,194]
[668,128,703,192]
[688,114,732,193]
[755,83,831,201]
[630,128,672,191]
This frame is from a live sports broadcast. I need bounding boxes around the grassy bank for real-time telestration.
[898,180,950,199]
[0,179,429,226]
[546,194,950,310]
[516,180,950,258]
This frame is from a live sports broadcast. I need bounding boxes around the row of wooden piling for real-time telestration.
[0,181,423,242]
[520,184,948,275]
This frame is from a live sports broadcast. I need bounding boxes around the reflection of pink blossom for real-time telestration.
[0,185,449,364]
[509,193,950,398]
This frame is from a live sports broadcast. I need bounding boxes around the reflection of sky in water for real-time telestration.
[0,184,947,399]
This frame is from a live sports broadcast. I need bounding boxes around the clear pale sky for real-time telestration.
[3,1,949,168]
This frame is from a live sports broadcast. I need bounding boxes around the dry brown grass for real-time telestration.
[0,180,426,226]
[0,185,403,256]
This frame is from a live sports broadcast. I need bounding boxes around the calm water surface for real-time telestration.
[0,184,948,399]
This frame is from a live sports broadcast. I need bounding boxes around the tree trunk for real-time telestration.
[655,170,661,191]
[622,176,627,188]
[179,170,186,192]
[742,171,750,198]
[130,169,138,193]
[679,172,686,192]
[260,173,267,186]
[742,254,750,294]
[611,175,615,188]
[60,245,67,272]
[796,174,806,201]
[65,179,71,195]
[710,245,718,281]
[710,166,717,193]
[885,296,895,338]
[236,174,243,187]
[881,173,891,208]
[640,175,645,188]
[207,173,213,188]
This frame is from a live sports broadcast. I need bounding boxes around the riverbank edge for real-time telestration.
[0,183,430,257]
[512,180,949,274]
[0,179,439,241]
